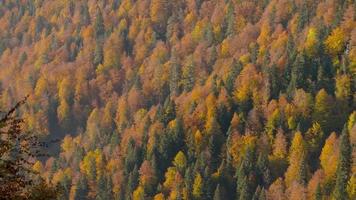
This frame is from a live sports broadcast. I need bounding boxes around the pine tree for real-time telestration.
[172,117,185,151]
[335,74,352,129]
[169,48,181,97]
[80,2,91,27]
[166,15,177,42]
[125,139,142,175]
[208,124,223,169]
[268,64,280,99]
[94,41,103,66]
[298,157,307,186]
[203,167,213,199]
[333,126,352,200]
[252,186,261,200]
[112,0,120,10]
[182,56,195,92]
[74,175,89,200]
[225,2,235,36]
[238,175,249,200]
[236,148,255,200]
[213,184,222,200]
[162,97,176,125]
[297,0,309,31]
[305,123,324,169]
[94,7,105,39]
[126,165,139,200]
[258,188,266,200]
[184,167,194,200]
[19,52,27,66]
[284,34,296,88]
[257,153,271,187]
[287,53,306,98]
[225,60,242,94]
[96,175,108,200]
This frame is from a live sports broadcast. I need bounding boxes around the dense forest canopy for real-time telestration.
[0,0,355,199]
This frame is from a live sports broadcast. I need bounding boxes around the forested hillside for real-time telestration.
[0,0,355,199]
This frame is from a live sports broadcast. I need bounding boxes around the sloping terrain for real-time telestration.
[0,0,355,199]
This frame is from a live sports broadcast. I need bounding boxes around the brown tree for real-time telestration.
[0,97,59,199]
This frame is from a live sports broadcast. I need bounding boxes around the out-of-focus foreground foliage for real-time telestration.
[0,97,59,199]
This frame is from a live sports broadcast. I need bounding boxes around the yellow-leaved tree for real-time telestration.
[285,131,307,186]
[193,173,203,199]
[324,27,346,57]
[320,132,339,182]
[80,149,104,180]
[348,111,356,131]
[153,193,165,200]
[173,151,187,172]
[305,27,319,56]
[133,186,145,200]
[163,167,177,190]
[57,77,72,130]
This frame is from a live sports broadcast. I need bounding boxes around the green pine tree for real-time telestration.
[96,175,108,200]
[252,186,261,200]
[238,175,249,200]
[257,153,271,187]
[333,126,352,200]
[94,41,103,66]
[225,2,235,36]
[236,148,255,200]
[80,2,91,27]
[74,175,89,200]
[287,53,306,98]
[258,188,266,200]
[169,48,181,97]
[213,184,222,200]
[162,97,176,125]
[298,157,308,186]
[94,7,105,39]
[225,60,242,94]
[125,165,139,200]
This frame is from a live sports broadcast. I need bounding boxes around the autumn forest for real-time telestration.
[0,0,355,199]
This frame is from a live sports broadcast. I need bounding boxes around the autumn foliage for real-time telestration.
[0,0,355,199]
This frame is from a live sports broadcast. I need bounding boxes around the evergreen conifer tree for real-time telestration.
[333,126,352,200]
